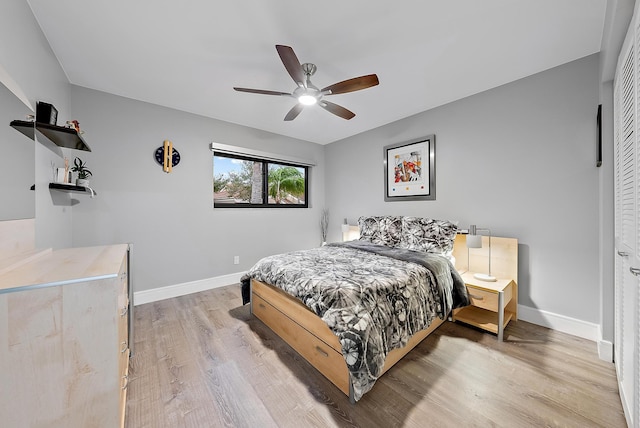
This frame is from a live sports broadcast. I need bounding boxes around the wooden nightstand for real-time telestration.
[453,272,517,341]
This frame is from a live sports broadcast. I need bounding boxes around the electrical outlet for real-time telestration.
[233,256,240,265]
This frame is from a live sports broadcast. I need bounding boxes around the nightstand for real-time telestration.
[452,272,518,341]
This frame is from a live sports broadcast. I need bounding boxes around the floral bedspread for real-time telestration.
[240,241,467,401]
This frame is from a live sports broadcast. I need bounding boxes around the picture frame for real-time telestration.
[384,135,435,201]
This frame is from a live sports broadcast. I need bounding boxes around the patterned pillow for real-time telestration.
[357,216,379,243]
[398,217,458,254]
[358,216,403,247]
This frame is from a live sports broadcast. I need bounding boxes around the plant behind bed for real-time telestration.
[320,209,329,245]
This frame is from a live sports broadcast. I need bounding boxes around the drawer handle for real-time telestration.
[121,374,129,390]
[618,251,629,257]
[315,346,329,357]
[469,293,484,301]
[120,306,129,317]
[630,267,640,276]
[121,341,128,353]
[258,303,266,309]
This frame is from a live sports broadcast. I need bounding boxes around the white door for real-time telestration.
[614,24,640,428]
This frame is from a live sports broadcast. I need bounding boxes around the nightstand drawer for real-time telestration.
[466,283,512,312]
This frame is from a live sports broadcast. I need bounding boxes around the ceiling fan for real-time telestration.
[233,45,379,121]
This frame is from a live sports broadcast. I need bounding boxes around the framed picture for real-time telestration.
[384,135,435,201]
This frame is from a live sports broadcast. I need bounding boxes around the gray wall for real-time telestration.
[325,54,601,323]
[0,81,34,220]
[0,0,74,249]
[69,86,325,292]
[0,0,620,334]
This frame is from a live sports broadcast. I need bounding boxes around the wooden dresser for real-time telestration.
[0,243,131,428]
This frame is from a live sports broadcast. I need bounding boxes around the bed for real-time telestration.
[240,216,468,402]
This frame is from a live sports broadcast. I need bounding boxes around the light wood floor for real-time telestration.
[125,285,626,428]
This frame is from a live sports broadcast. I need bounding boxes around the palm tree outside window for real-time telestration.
[213,152,308,208]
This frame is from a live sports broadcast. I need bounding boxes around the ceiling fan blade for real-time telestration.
[321,74,379,95]
[233,87,291,96]
[319,101,355,120]
[284,103,304,121]
[276,45,305,88]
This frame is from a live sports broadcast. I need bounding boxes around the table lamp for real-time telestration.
[467,224,497,282]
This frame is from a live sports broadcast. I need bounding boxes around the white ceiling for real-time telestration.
[27,0,606,145]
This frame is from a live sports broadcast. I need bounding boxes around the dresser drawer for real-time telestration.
[466,283,512,312]
[252,292,350,395]
[119,254,128,296]
[119,347,130,428]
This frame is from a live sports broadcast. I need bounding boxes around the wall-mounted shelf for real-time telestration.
[49,182,97,196]
[10,120,35,140]
[10,120,91,152]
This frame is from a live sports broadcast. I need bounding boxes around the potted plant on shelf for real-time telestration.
[71,157,92,187]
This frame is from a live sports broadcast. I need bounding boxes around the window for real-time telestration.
[213,152,308,208]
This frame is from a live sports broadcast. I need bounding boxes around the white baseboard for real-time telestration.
[597,339,614,362]
[134,279,614,361]
[518,304,600,342]
[134,271,246,306]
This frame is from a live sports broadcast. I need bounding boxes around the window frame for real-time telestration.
[213,151,309,208]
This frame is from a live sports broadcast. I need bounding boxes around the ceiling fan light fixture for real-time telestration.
[234,45,379,121]
[298,94,317,105]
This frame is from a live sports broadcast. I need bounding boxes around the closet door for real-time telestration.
[614,23,640,428]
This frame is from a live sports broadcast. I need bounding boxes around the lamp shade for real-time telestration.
[466,234,482,248]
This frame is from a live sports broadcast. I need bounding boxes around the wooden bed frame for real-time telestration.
[249,234,517,402]
[250,278,444,402]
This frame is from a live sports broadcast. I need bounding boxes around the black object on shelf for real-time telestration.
[10,119,91,152]
[36,101,58,125]
[49,182,97,196]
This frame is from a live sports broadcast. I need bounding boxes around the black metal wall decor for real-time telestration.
[597,104,602,168]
